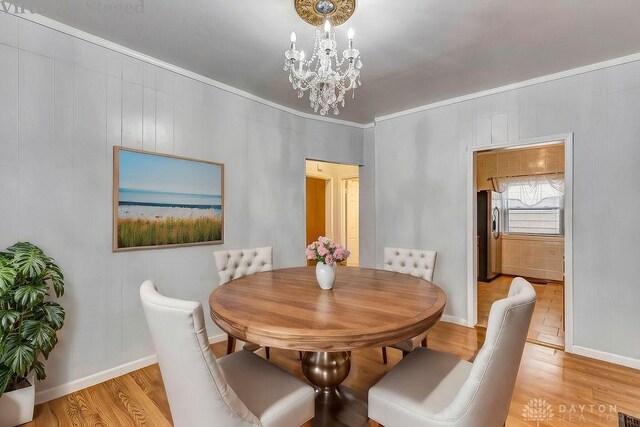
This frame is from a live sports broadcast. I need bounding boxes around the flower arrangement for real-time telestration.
[306,236,350,266]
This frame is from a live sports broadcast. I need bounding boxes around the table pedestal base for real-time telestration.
[301,352,369,426]
[311,386,368,427]
[301,351,351,391]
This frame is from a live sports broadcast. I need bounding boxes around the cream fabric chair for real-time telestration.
[381,247,438,363]
[140,281,315,427]
[368,277,536,427]
[214,247,273,356]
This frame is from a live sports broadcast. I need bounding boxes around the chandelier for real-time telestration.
[284,0,362,116]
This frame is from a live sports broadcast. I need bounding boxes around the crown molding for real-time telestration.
[5,9,370,129]
[11,8,639,129]
[375,51,640,123]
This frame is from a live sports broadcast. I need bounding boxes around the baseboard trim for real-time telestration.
[34,333,227,405]
[440,314,469,327]
[571,345,640,371]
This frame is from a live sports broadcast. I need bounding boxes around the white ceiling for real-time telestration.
[22,0,640,123]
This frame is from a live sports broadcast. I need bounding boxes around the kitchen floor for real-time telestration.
[478,274,565,349]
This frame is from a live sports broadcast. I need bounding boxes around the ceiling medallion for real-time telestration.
[285,0,362,116]
[294,0,356,27]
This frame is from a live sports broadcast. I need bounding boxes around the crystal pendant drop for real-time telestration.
[284,20,363,116]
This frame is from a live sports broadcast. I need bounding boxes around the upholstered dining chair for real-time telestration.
[368,277,536,427]
[214,246,273,357]
[140,281,315,427]
[381,247,438,364]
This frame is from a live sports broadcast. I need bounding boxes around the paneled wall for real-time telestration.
[476,144,565,191]
[372,59,640,361]
[0,13,364,395]
[501,235,564,281]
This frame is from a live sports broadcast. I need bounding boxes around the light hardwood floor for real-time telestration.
[478,275,565,349]
[26,321,640,426]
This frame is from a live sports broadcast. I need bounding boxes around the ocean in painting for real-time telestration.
[118,188,222,219]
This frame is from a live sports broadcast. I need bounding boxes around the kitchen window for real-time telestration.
[505,180,563,235]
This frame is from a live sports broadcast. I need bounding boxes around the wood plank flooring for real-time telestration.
[478,275,565,348]
[26,321,640,426]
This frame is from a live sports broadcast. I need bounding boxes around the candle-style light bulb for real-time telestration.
[290,32,296,50]
[324,20,331,34]
[348,28,354,48]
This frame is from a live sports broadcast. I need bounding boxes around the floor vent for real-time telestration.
[620,413,640,427]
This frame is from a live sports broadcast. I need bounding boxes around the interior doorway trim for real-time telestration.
[466,133,574,353]
[340,174,360,245]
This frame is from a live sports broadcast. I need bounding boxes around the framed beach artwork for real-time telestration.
[113,147,224,251]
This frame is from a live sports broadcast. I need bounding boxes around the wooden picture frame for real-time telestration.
[113,146,224,251]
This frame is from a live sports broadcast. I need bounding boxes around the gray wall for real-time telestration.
[371,60,640,360]
[0,13,364,393]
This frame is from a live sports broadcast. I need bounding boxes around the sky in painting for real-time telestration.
[119,150,222,196]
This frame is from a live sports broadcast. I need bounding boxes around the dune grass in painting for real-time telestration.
[118,217,222,248]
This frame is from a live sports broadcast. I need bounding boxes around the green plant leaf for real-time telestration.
[0,309,20,329]
[14,284,48,307]
[41,335,58,360]
[36,302,65,330]
[21,320,55,349]
[0,363,11,396]
[33,359,46,381]
[0,259,16,292]
[1,337,35,377]
[10,243,46,278]
[45,266,65,298]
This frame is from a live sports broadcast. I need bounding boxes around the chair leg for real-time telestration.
[265,347,270,359]
[421,336,428,348]
[226,335,236,355]
[381,347,388,364]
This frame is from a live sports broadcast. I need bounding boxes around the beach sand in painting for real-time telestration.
[118,205,220,220]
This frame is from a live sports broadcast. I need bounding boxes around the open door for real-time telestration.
[306,177,327,266]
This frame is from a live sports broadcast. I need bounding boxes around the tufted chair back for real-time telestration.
[384,247,437,281]
[434,277,536,425]
[214,246,273,285]
[140,281,259,426]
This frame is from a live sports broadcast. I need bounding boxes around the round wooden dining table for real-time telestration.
[209,266,446,426]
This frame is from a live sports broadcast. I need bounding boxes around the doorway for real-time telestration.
[305,160,359,266]
[468,135,573,351]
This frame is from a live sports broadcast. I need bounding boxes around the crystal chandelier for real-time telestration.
[284,6,362,116]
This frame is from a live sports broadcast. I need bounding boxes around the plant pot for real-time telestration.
[316,262,336,290]
[0,375,35,427]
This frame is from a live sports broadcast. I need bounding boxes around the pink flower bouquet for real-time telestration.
[306,236,351,266]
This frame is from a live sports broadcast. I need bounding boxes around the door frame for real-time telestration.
[466,133,574,353]
[341,175,360,265]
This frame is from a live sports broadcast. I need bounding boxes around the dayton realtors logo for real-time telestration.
[522,399,554,426]
[522,398,619,425]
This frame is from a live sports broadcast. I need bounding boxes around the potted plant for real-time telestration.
[0,242,65,427]
[306,236,350,290]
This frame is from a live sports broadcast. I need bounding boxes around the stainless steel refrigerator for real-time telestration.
[477,190,501,282]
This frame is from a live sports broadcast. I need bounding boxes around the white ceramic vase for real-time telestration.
[315,262,336,290]
[0,375,35,427]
